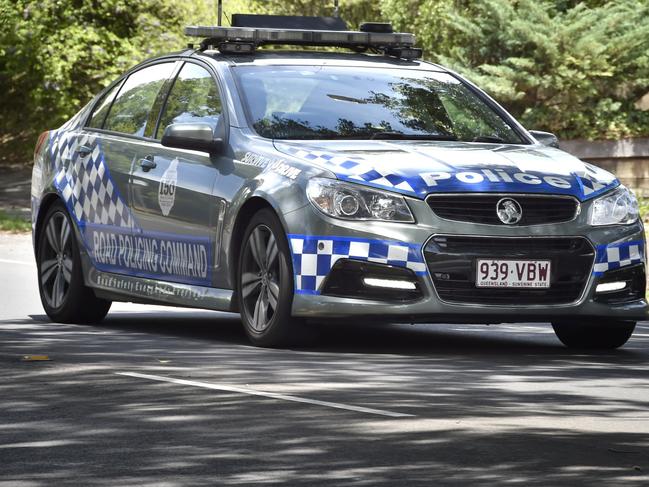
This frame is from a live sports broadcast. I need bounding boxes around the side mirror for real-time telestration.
[529,130,559,149]
[161,123,223,154]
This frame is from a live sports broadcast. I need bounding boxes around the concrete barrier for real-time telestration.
[560,138,649,197]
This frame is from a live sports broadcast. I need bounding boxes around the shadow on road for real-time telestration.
[31,308,648,357]
[0,312,647,485]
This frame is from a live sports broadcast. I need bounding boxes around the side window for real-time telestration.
[103,62,175,137]
[87,80,124,129]
[157,63,222,138]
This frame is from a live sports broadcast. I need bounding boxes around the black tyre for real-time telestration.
[37,201,111,323]
[237,208,301,347]
[552,321,635,349]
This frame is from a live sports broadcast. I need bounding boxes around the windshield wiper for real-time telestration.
[327,94,368,104]
[277,132,459,141]
[472,135,507,143]
[370,131,457,141]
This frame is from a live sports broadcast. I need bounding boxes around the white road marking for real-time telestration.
[116,371,414,418]
[0,258,35,267]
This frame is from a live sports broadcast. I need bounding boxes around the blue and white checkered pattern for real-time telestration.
[289,235,427,294]
[50,131,133,229]
[579,165,608,197]
[281,146,617,201]
[593,241,644,276]
[49,117,83,173]
[285,147,420,194]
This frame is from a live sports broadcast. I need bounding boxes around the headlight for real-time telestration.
[306,178,415,222]
[589,186,639,226]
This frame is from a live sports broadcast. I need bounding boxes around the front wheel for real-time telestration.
[237,208,302,347]
[552,321,635,349]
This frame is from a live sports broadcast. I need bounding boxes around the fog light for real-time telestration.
[321,259,422,301]
[363,277,417,290]
[596,281,627,293]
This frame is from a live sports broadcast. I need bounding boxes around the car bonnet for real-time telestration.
[274,140,618,202]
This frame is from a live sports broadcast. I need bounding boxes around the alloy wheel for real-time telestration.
[241,225,281,332]
[40,212,74,309]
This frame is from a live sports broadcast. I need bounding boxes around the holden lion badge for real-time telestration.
[496,197,522,225]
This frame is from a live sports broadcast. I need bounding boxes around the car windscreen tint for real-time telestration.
[234,66,525,143]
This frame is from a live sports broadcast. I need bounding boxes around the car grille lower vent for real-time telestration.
[426,194,579,225]
[425,236,595,305]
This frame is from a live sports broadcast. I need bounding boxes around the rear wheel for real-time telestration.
[37,201,111,323]
[552,321,635,349]
[237,208,301,347]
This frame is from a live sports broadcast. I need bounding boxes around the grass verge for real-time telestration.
[0,210,31,233]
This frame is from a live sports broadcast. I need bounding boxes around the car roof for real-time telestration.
[192,50,447,72]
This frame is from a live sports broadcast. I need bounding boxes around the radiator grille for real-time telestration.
[426,194,579,225]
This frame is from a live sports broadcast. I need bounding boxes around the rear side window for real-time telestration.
[87,80,124,129]
[157,63,222,138]
[103,62,175,137]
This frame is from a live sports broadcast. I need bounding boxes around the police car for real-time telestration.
[31,13,646,348]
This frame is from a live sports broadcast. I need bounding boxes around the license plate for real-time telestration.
[476,259,551,288]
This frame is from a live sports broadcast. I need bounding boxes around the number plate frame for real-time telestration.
[475,259,551,288]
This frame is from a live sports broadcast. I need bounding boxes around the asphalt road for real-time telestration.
[1,232,649,486]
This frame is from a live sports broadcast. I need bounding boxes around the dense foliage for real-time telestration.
[243,0,380,29]
[382,0,649,139]
[0,0,209,163]
[1,0,648,164]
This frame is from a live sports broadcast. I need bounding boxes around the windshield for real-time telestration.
[234,66,526,143]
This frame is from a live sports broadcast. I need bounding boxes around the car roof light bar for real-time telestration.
[185,25,420,59]
[186,25,416,47]
[232,14,348,31]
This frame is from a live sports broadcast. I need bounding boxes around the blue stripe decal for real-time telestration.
[84,223,212,286]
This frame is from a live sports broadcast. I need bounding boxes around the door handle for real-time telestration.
[76,145,92,157]
[139,156,157,172]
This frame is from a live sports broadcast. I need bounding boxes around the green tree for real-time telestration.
[381,0,649,140]
[240,0,382,30]
[0,0,210,163]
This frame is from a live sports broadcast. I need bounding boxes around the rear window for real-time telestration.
[87,80,124,130]
[102,63,175,137]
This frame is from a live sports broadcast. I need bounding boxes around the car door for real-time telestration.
[129,61,226,287]
[81,61,177,277]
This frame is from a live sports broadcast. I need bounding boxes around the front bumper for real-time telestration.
[292,292,648,322]
[283,199,648,322]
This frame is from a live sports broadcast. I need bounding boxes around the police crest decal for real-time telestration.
[159,158,178,216]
